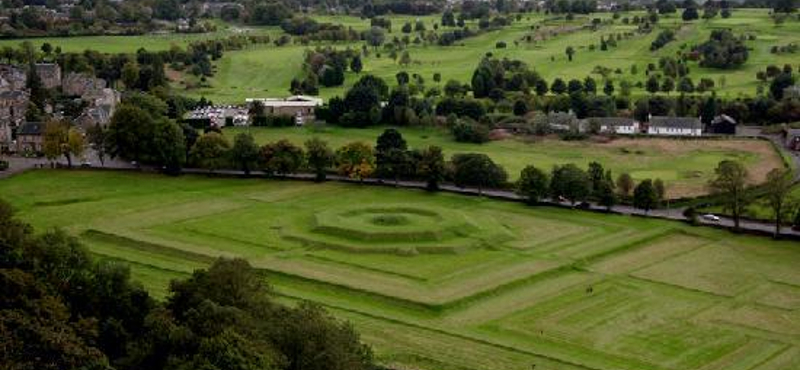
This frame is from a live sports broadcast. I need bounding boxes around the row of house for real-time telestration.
[0,63,120,154]
[582,114,737,137]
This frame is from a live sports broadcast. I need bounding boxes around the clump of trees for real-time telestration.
[0,199,375,370]
[650,29,675,51]
[696,30,749,69]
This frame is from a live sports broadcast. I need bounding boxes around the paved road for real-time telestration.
[738,126,800,181]
[3,152,799,239]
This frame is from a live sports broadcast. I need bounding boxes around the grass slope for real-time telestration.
[1,169,800,370]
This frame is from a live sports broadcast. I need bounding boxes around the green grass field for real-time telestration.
[2,170,800,370]
[5,10,795,102]
[224,125,784,198]
[0,23,278,53]
[180,9,799,102]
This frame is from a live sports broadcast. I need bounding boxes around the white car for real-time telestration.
[702,214,720,222]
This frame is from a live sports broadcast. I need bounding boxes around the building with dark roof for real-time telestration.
[0,89,29,126]
[709,114,737,135]
[587,117,640,135]
[35,63,62,90]
[15,121,43,154]
[647,116,702,136]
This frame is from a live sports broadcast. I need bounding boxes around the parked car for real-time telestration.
[702,214,720,222]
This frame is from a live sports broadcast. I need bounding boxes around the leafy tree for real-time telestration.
[319,65,345,87]
[551,78,567,95]
[336,142,375,182]
[350,55,363,74]
[191,132,230,172]
[773,0,797,13]
[584,77,597,94]
[452,120,490,143]
[603,80,614,96]
[697,30,748,69]
[418,146,445,191]
[513,100,529,116]
[550,164,591,205]
[587,161,605,194]
[442,10,456,26]
[535,78,549,96]
[633,179,658,213]
[230,132,260,175]
[653,178,666,202]
[597,177,617,211]
[616,172,634,198]
[26,61,47,107]
[517,165,550,204]
[366,26,385,50]
[708,160,749,231]
[568,79,584,94]
[261,139,305,176]
[42,120,69,166]
[151,119,186,174]
[682,7,699,21]
[565,46,575,61]
[677,77,694,93]
[661,77,675,93]
[646,76,660,94]
[375,129,408,183]
[770,72,795,100]
[656,0,676,13]
[764,168,795,237]
[86,124,107,166]
[305,138,334,182]
[67,127,85,165]
[451,153,508,194]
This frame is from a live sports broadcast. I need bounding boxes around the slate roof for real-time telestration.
[0,90,28,100]
[711,114,737,125]
[649,116,702,129]
[17,122,43,135]
[588,117,637,126]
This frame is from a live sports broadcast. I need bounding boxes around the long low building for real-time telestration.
[647,116,703,136]
[246,95,323,124]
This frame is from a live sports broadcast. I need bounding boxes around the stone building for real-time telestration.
[0,64,26,92]
[15,121,43,154]
[35,63,62,89]
[0,90,29,126]
[62,72,106,96]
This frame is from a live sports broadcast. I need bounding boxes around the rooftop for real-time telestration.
[17,121,43,135]
[650,116,702,129]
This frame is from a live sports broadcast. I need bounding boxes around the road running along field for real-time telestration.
[2,170,800,370]
[224,125,785,198]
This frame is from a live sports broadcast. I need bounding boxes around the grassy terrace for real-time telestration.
[223,125,784,198]
[2,170,800,370]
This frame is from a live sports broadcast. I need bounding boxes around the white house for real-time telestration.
[647,116,702,136]
[588,117,640,135]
